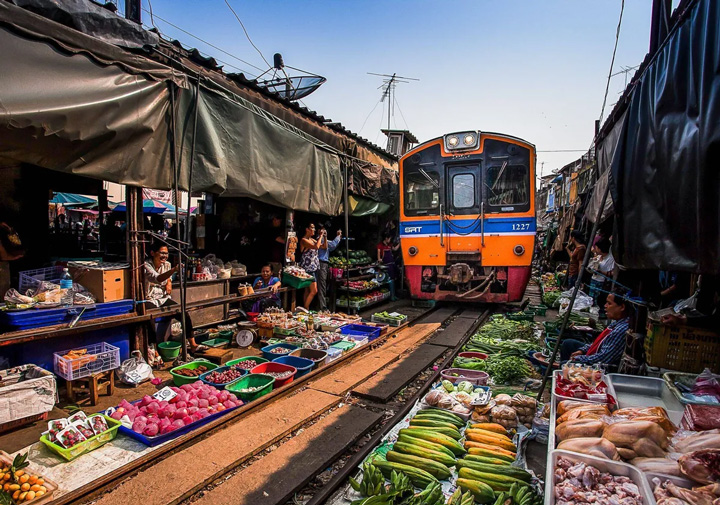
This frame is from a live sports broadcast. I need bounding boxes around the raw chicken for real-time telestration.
[614,407,677,436]
[557,437,620,460]
[679,450,720,485]
[557,404,611,425]
[556,419,606,442]
[674,431,720,454]
[603,420,669,459]
[555,457,643,505]
[558,400,601,416]
[653,478,716,505]
[631,457,682,477]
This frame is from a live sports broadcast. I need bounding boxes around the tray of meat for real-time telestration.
[546,450,653,505]
[552,370,618,405]
[645,472,719,505]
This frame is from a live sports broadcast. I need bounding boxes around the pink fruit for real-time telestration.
[208,396,218,406]
[182,416,193,425]
[192,412,203,422]
[143,424,159,437]
[198,399,209,408]
[180,384,193,392]
[188,398,199,407]
[140,395,153,407]
[160,424,174,435]
[174,408,188,419]
[171,419,185,429]
[136,415,148,424]
[187,406,199,415]
[132,421,146,433]
[197,408,209,418]
[159,401,169,409]
[110,411,123,420]
[146,402,159,414]
[223,400,235,409]
[176,401,187,409]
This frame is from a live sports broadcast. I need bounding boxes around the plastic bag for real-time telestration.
[4,288,33,305]
[693,368,720,401]
[116,351,154,386]
[558,289,594,314]
[70,284,96,305]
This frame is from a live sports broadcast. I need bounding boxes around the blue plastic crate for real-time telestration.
[199,366,248,388]
[272,355,315,378]
[340,323,382,342]
[0,299,134,331]
[110,399,241,447]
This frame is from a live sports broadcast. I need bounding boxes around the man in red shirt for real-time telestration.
[565,230,586,288]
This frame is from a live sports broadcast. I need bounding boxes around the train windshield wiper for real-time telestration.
[490,161,508,191]
[418,169,439,189]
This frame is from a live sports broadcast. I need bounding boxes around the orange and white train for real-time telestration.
[399,131,536,303]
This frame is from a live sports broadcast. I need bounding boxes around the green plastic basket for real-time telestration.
[226,356,269,370]
[506,312,535,322]
[226,373,275,402]
[528,304,548,316]
[170,360,218,386]
[281,272,314,289]
[39,415,121,461]
[201,338,230,348]
[157,341,181,360]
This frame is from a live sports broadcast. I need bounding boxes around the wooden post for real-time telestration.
[126,186,147,355]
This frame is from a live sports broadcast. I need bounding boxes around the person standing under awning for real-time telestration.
[316,222,341,311]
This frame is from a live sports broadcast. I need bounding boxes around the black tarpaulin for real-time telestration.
[610,0,720,273]
[586,110,626,223]
[348,160,399,203]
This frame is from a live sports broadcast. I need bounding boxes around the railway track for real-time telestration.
[73,304,490,505]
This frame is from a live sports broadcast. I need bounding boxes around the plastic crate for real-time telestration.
[199,366,247,387]
[249,362,297,388]
[261,343,298,361]
[54,343,121,381]
[39,414,120,461]
[226,356,268,370]
[289,348,327,368]
[226,374,275,402]
[645,320,720,373]
[19,266,65,293]
[280,272,314,290]
[528,304,548,316]
[169,361,218,386]
[0,299,135,331]
[340,323,382,342]
[371,313,407,327]
[272,355,315,378]
[506,312,535,322]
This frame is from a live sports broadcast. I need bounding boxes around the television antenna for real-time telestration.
[368,72,419,131]
[255,53,326,101]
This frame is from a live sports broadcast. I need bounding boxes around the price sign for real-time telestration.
[125,370,144,384]
[152,386,177,402]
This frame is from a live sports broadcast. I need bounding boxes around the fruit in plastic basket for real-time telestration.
[0,454,50,502]
[457,381,474,394]
[114,382,243,438]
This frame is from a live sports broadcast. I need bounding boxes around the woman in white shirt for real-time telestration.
[588,237,615,314]
[144,242,205,354]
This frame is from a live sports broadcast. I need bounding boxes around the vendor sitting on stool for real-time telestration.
[144,241,206,354]
[560,291,631,367]
[251,264,281,312]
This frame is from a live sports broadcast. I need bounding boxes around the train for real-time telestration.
[399,130,536,303]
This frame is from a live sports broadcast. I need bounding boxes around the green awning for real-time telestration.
[348,195,391,216]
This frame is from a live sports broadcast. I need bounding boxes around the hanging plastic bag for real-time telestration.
[116,350,154,386]
[558,289,594,314]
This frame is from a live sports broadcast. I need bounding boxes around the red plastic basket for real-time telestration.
[249,362,297,388]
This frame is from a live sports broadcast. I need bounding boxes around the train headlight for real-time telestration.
[408,246,419,256]
[514,245,525,256]
[445,131,479,151]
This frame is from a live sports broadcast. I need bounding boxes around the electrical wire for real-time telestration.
[393,94,410,131]
[223,0,272,69]
[598,0,625,127]
[145,0,157,31]
[140,7,263,76]
[358,98,383,136]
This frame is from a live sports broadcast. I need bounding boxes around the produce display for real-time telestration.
[233,359,262,370]
[173,365,208,377]
[553,457,643,505]
[350,402,538,505]
[203,368,245,384]
[109,382,243,437]
[283,266,313,279]
[475,318,535,342]
[263,371,293,379]
[330,250,372,267]
[269,347,290,354]
[0,453,50,504]
[374,312,407,324]
[555,367,612,402]
[44,411,110,449]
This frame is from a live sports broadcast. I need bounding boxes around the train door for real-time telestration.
[445,165,481,254]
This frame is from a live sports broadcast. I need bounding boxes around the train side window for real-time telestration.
[485,164,529,209]
[452,173,475,209]
[404,170,440,215]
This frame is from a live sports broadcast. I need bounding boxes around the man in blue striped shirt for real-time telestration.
[560,293,632,366]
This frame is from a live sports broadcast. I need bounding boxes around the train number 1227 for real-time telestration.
[512,223,530,231]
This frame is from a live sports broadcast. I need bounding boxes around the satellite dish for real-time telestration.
[255,53,326,101]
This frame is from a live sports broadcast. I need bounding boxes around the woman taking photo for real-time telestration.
[143,241,206,354]
[299,222,322,308]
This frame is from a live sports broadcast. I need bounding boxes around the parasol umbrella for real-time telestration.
[113,199,177,215]
[49,193,97,207]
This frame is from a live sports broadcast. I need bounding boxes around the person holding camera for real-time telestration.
[317,223,342,311]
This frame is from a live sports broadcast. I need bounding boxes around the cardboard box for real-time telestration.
[69,262,130,302]
[0,365,57,428]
